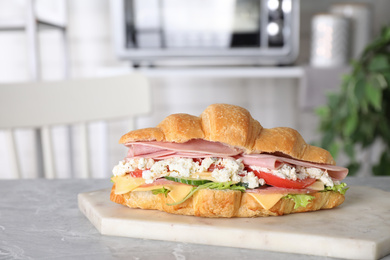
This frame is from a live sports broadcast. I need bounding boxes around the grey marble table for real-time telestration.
[1,177,389,260]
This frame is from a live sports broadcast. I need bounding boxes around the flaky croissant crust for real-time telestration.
[110,185,345,218]
[119,104,335,165]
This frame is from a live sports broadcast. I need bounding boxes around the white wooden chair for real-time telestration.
[0,73,151,179]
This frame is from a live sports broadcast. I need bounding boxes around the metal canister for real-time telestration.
[330,3,372,59]
[310,14,350,67]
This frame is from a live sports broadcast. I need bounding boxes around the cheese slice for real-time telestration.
[133,184,193,203]
[166,185,193,203]
[307,180,325,191]
[112,175,146,194]
[247,193,284,210]
[113,174,194,203]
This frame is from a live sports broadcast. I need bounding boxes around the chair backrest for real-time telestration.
[0,73,151,179]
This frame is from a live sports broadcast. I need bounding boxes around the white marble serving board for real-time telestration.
[78,186,390,260]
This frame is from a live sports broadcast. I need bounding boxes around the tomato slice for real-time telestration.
[252,170,316,189]
[193,158,202,164]
[207,164,224,171]
[128,169,144,178]
[192,158,224,171]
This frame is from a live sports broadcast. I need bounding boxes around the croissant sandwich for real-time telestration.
[110,104,349,218]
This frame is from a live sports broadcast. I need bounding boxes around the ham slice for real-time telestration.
[125,139,242,159]
[127,149,175,160]
[138,178,187,188]
[241,154,348,181]
[127,145,166,157]
[147,152,222,160]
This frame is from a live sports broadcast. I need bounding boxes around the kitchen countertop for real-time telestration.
[1,177,390,260]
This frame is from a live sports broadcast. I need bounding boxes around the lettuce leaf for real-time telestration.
[151,187,170,197]
[204,181,246,192]
[284,194,315,209]
[167,181,245,206]
[323,182,349,195]
[284,183,349,209]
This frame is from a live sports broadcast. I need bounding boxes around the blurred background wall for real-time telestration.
[0,0,389,179]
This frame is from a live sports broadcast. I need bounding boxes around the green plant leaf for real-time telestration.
[372,151,390,176]
[382,72,390,86]
[343,141,355,160]
[360,99,369,114]
[315,106,329,118]
[378,120,390,144]
[368,55,389,71]
[383,26,390,39]
[346,95,359,115]
[365,83,382,111]
[373,73,388,89]
[357,118,376,147]
[354,79,366,102]
[321,131,334,150]
[343,113,358,137]
[338,102,350,119]
[346,162,360,176]
[327,92,340,108]
[328,142,340,159]
[381,26,390,40]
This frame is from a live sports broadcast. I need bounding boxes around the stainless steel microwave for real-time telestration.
[111,0,300,66]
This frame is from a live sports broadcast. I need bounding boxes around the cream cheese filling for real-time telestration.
[112,157,263,189]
